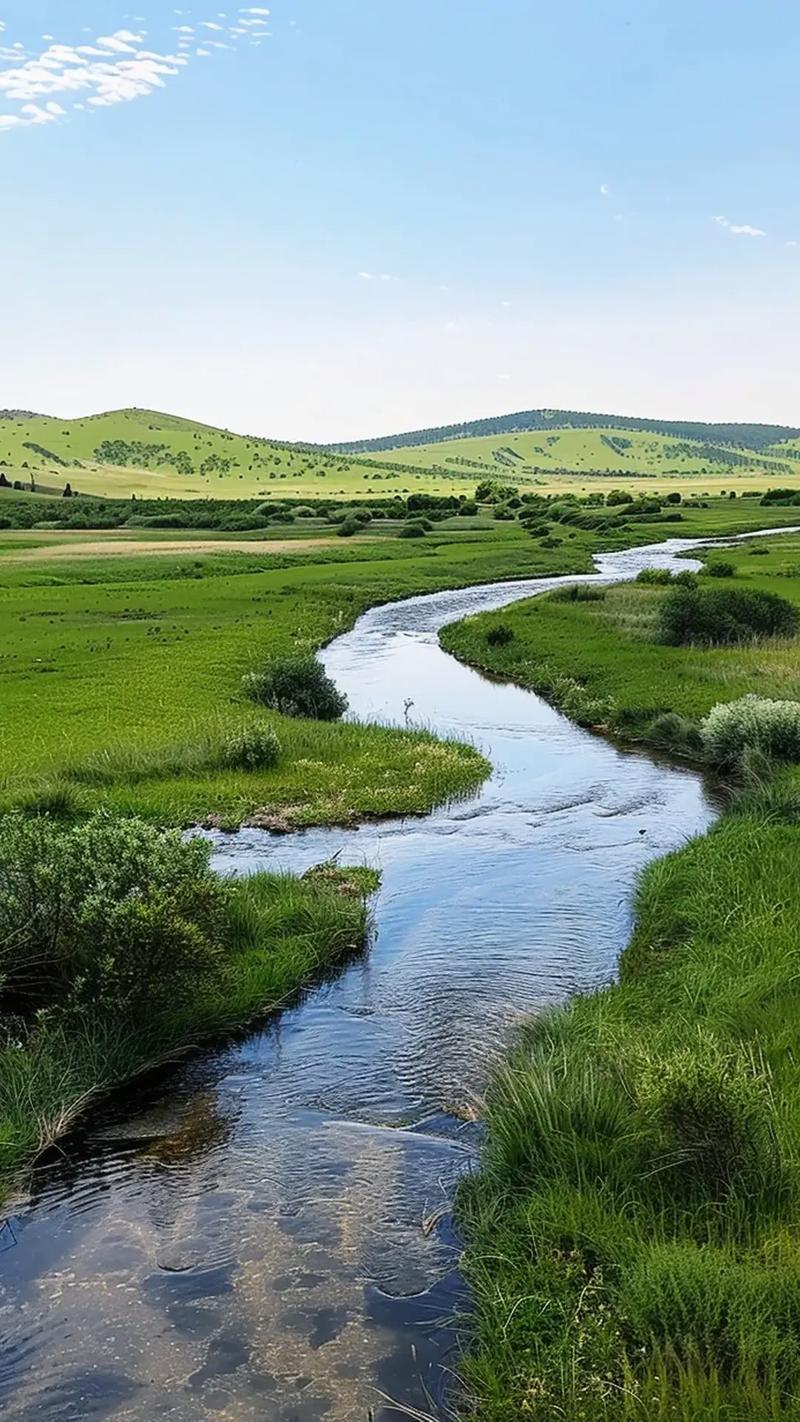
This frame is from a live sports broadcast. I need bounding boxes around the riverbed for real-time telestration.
[0,536,748,1421]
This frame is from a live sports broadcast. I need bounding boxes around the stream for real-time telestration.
[0,533,769,1422]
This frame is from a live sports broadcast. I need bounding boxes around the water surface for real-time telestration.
[0,537,735,1421]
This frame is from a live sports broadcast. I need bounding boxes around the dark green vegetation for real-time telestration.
[447,531,800,1419]
[330,405,800,453]
[0,814,376,1195]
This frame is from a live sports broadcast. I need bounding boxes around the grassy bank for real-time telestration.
[445,531,800,1418]
[441,531,800,749]
[0,835,378,1202]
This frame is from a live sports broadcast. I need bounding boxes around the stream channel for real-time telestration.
[1,532,780,1422]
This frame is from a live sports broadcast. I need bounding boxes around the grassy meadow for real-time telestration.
[445,529,800,1419]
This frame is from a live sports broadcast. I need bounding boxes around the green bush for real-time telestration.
[220,724,281,771]
[548,582,606,603]
[636,567,676,586]
[398,521,426,539]
[242,654,347,720]
[702,695,800,768]
[336,517,361,537]
[457,500,478,516]
[0,816,229,1013]
[658,586,799,647]
[704,560,735,578]
[486,623,514,647]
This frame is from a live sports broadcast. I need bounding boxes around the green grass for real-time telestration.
[0,867,375,1194]
[457,800,800,1421]
[442,532,800,746]
[0,522,601,828]
[445,529,800,1419]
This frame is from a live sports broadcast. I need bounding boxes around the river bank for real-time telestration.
[444,530,800,1420]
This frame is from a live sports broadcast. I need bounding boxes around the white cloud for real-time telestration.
[200,21,225,30]
[0,30,190,128]
[599,182,609,196]
[714,214,767,238]
[241,6,271,12]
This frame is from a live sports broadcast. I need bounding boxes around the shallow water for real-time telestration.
[0,536,747,1421]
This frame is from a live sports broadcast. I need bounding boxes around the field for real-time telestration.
[0,519,609,830]
[444,530,800,1420]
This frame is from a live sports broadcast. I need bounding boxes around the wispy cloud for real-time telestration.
[599,182,610,196]
[714,214,767,238]
[0,11,271,134]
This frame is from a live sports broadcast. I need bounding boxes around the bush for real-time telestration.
[242,654,347,720]
[636,567,675,586]
[657,586,799,647]
[702,695,800,768]
[548,582,606,603]
[0,816,229,1013]
[336,517,361,537]
[703,560,735,578]
[398,521,426,538]
[220,724,281,771]
[457,500,478,516]
[486,623,514,647]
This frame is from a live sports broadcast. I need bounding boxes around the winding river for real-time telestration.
[0,534,769,1422]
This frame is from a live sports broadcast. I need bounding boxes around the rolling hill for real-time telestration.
[329,407,800,454]
[2,404,799,502]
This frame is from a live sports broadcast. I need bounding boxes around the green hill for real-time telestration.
[2,405,799,502]
[0,408,436,500]
[330,407,800,454]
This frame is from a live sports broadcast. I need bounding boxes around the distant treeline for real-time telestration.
[328,408,800,455]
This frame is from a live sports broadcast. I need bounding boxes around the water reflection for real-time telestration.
[0,536,737,1421]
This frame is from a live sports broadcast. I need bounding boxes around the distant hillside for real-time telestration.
[330,408,800,454]
[0,406,459,500]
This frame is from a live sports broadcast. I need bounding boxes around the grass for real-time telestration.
[441,532,800,746]
[456,801,800,1420]
[444,529,800,1419]
[0,866,376,1197]
[0,522,602,828]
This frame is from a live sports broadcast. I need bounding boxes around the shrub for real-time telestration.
[220,724,281,771]
[548,583,606,603]
[242,654,347,720]
[486,623,514,647]
[539,535,562,549]
[636,566,675,586]
[702,695,800,768]
[703,560,735,578]
[398,522,426,539]
[336,517,361,537]
[658,586,799,647]
[0,816,229,1013]
[457,500,478,516]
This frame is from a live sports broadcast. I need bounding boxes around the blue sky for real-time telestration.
[1,1,799,440]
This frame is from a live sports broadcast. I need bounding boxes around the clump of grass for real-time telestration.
[486,623,514,647]
[548,582,607,602]
[219,723,281,771]
[647,711,704,759]
[703,560,735,578]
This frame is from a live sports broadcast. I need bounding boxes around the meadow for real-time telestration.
[445,530,800,1420]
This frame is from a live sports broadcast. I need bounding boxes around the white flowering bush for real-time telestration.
[701,695,800,768]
